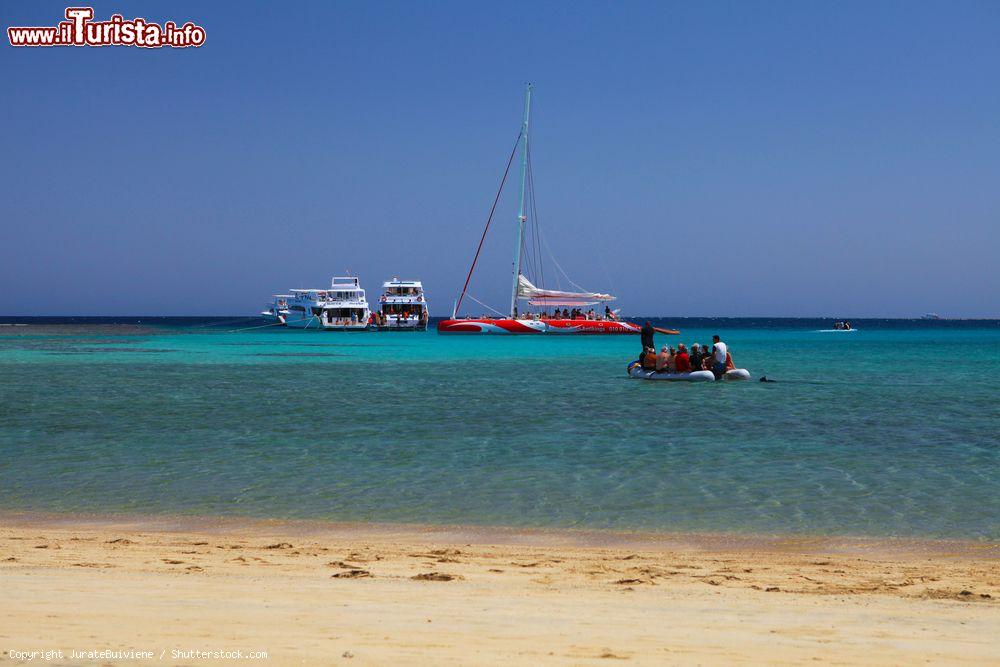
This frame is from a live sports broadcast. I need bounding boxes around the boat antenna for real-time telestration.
[509,83,532,318]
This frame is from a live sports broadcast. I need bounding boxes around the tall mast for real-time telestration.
[509,83,532,318]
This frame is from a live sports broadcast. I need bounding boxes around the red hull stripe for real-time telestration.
[436,319,642,334]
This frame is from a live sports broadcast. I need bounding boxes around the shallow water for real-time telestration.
[1,317,997,540]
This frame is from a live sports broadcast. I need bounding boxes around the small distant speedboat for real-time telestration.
[627,362,750,382]
[820,320,857,332]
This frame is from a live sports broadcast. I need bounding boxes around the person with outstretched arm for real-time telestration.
[641,321,655,350]
[637,320,656,367]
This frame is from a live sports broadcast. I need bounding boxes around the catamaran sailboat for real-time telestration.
[375,278,429,331]
[437,85,643,335]
[283,276,372,330]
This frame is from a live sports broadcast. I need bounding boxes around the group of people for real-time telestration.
[370,310,429,327]
[537,305,619,321]
[833,320,853,330]
[639,321,735,378]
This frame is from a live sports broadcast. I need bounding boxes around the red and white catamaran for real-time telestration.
[438,85,648,335]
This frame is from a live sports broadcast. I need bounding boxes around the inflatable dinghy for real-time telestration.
[627,362,751,382]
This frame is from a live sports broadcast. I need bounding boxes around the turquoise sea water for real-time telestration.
[1,318,997,540]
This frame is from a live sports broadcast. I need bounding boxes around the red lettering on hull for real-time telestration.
[437,319,641,334]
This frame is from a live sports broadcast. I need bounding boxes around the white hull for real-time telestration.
[628,364,751,382]
[283,314,369,330]
[629,366,716,382]
[274,276,372,331]
[377,321,427,331]
[377,278,429,331]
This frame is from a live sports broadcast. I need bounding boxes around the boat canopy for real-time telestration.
[517,275,615,307]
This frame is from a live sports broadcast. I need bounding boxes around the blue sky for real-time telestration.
[2,1,998,317]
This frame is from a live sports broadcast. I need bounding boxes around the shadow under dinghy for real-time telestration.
[627,362,751,382]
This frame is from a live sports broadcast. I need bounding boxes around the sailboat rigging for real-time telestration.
[437,84,643,335]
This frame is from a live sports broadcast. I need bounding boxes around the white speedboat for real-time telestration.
[261,295,291,325]
[375,278,429,331]
[830,320,855,331]
[283,276,372,330]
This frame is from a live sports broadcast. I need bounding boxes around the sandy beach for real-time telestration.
[1,514,997,665]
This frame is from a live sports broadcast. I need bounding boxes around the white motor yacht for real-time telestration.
[283,276,372,330]
[375,278,429,331]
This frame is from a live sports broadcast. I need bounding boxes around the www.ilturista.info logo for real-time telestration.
[8,7,205,48]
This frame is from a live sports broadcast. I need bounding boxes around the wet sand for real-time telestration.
[1,513,998,665]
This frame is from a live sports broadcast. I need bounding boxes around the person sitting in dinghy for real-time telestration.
[655,346,674,372]
[698,344,713,371]
[689,344,703,372]
[675,344,691,373]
